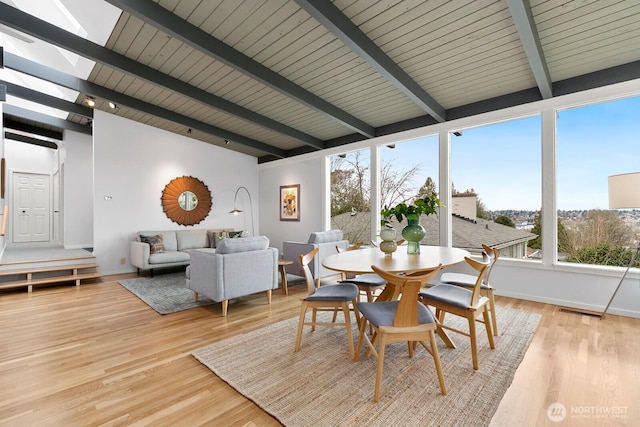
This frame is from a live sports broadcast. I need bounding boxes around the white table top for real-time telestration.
[322,245,470,275]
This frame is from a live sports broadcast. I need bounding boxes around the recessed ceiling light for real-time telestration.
[85,96,95,107]
[108,101,117,109]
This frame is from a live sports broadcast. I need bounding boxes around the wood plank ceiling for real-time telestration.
[2,0,640,163]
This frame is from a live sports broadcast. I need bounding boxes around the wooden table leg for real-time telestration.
[280,264,288,295]
[278,259,293,295]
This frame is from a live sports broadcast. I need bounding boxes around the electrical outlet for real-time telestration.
[120,258,126,264]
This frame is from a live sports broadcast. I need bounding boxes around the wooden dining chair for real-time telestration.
[355,264,446,402]
[439,244,500,335]
[336,244,386,302]
[419,255,495,370]
[294,248,360,360]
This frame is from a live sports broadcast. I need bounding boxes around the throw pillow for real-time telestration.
[140,234,165,254]
[227,230,243,238]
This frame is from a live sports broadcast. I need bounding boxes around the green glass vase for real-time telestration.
[401,214,425,254]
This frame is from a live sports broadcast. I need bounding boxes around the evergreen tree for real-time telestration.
[494,215,515,228]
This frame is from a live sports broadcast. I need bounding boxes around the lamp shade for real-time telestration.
[608,172,640,209]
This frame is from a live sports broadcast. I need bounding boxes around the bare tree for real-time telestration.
[380,160,421,208]
[330,152,370,215]
[566,210,634,250]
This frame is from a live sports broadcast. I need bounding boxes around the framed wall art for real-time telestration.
[280,184,300,221]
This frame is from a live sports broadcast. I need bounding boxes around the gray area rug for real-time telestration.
[118,272,214,314]
[193,307,541,426]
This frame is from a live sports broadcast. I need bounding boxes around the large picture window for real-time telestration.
[330,149,372,244]
[557,96,640,267]
[451,116,541,258]
[379,136,440,246]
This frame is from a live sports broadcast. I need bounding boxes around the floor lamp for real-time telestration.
[603,172,640,318]
[229,186,255,237]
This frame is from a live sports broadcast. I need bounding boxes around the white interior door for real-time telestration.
[13,172,51,243]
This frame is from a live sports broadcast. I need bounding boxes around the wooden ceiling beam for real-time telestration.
[104,0,374,139]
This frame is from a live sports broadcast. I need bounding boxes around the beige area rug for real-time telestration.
[193,306,541,426]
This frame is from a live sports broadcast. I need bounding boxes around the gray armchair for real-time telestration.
[282,230,349,287]
[186,236,278,316]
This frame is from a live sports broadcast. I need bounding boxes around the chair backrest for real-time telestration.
[481,244,500,286]
[464,255,491,305]
[336,242,363,253]
[299,247,320,295]
[371,265,442,327]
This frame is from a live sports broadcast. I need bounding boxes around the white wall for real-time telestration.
[93,110,259,275]
[62,130,93,248]
[259,156,324,251]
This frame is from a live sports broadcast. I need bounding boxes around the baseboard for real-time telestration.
[497,290,640,319]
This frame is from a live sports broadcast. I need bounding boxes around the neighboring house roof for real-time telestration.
[333,212,537,252]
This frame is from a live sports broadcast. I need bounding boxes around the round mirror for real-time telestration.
[178,191,198,211]
[161,176,211,225]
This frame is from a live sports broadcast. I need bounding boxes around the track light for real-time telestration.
[224,139,230,144]
[187,128,192,134]
[108,101,117,109]
[85,96,95,107]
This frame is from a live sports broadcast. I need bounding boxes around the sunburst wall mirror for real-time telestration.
[161,176,212,225]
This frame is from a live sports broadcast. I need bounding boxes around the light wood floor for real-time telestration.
[0,274,638,426]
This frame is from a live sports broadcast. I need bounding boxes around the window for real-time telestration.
[330,149,371,244]
[557,96,640,267]
[451,116,541,258]
[380,136,440,246]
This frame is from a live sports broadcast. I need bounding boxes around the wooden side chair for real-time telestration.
[439,244,500,335]
[294,248,360,360]
[355,264,446,402]
[336,244,386,302]
[419,255,495,370]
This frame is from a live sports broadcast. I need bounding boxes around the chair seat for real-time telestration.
[420,284,488,309]
[356,301,435,327]
[440,272,492,290]
[305,283,358,301]
[340,273,386,287]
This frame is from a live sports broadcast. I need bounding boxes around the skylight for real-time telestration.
[0,0,121,121]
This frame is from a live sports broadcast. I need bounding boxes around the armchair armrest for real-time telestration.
[130,240,150,269]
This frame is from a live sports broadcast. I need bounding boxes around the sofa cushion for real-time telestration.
[176,229,208,250]
[216,236,270,254]
[149,251,190,264]
[139,234,165,254]
[308,229,343,244]
[227,230,243,238]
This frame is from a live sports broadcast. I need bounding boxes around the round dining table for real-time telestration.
[322,245,470,275]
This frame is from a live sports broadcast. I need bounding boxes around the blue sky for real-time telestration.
[382,95,640,211]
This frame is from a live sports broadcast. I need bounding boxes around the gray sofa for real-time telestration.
[282,230,349,287]
[130,228,231,276]
[186,236,278,316]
